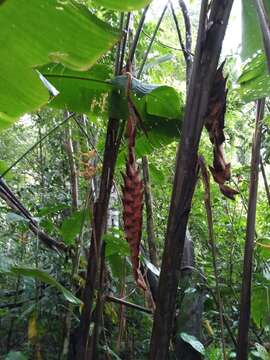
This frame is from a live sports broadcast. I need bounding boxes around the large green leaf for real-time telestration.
[241,0,270,61]
[237,52,270,102]
[94,0,152,11]
[241,0,263,61]
[41,68,183,157]
[60,210,87,245]
[7,267,82,305]
[0,0,119,129]
[103,228,130,257]
[131,85,182,158]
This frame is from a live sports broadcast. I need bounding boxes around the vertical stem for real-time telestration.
[128,5,150,66]
[137,4,168,79]
[260,157,270,206]
[150,1,234,358]
[199,156,226,360]
[38,122,45,201]
[61,120,79,359]
[76,117,123,360]
[119,13,131,72]
[236,99,265,360]
[142,156,158,267]
[6,243,25,352]
[170,1,192,84]
[65,123,79,212]
[179,0,193,82]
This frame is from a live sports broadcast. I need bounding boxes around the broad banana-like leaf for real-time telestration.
[241,0,270,60]
[0,0,119,129]
[94,0,153,11]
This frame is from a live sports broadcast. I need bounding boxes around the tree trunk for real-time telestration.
[76,117,123,360]
[150,2,234,358]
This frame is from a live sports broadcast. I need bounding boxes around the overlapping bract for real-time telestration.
[122,148,146,290]
[122,87,146,290]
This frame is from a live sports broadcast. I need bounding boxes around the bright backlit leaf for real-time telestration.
[94,0,153,11]
[0,0,119,129]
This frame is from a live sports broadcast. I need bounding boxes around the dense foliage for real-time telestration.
[0,0,269,359]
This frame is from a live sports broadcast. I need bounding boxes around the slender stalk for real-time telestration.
[127,5,150,66]
[179,0,192,52]
[137,4,168,79]
[178,0,193,81]
[65,123,79,212]
[115,13,125,75]
[199,156,226,360]
[150,1,234,358]
[60,121,79,359]
[76,117,124,359]
[119,13,131,72]
[260,157,270,205]
[170,1,192,83]
[236,99,265,360]
[6,243,25,352]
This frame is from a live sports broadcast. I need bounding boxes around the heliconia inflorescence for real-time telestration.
[122,95,147,290]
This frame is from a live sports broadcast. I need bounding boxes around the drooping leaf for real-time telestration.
[179,332,205,355]
[10,267,82,305]
[106,254,127,280]
[110,75,183,123]
[103,229,130,257]
[251,286,270,328]
[146,86,182,120]
[237,52,270,103]
[0,0,119,129]
[241,0,263,61]
[252,343,270,360]
[113,76,183,163]
[60,210,87,245]
[148,163,165,185]
[93,0,152,11]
